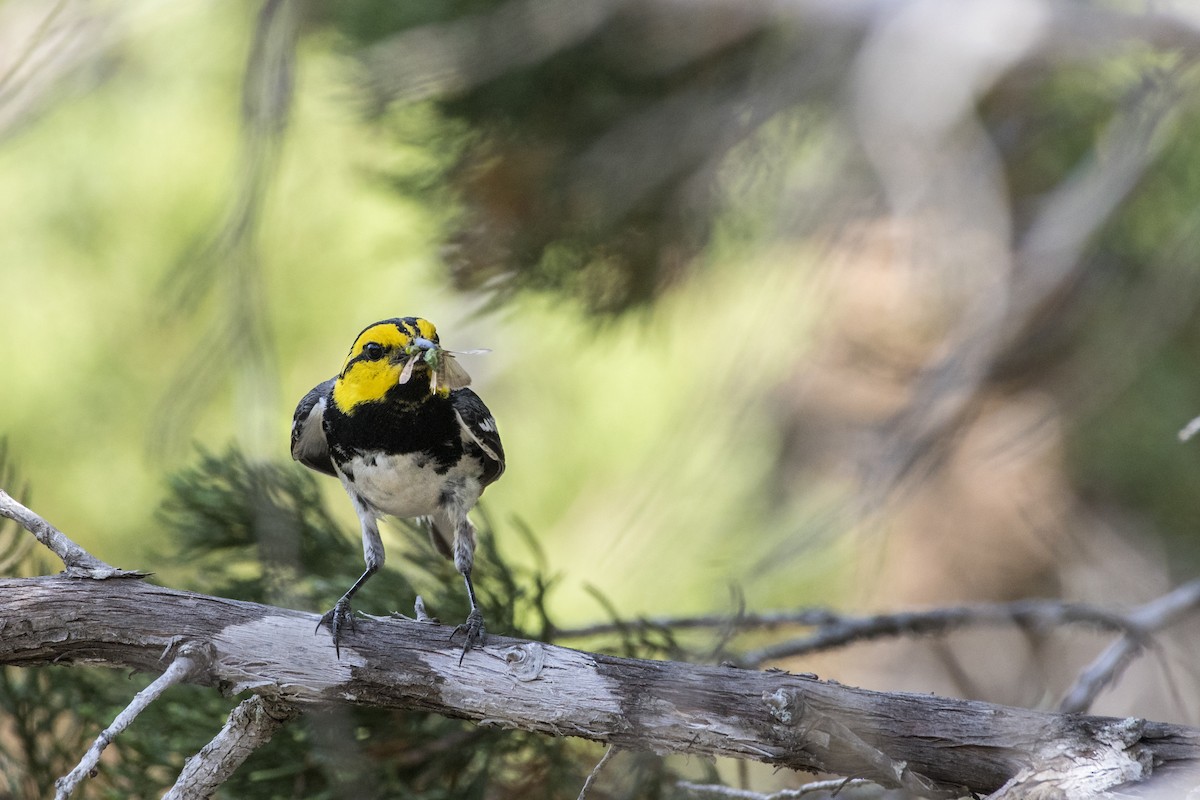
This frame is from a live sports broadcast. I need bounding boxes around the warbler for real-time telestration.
[290,317,505,658]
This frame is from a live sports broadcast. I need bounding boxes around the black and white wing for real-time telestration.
[451,388,505,487]
[291,378,337,477]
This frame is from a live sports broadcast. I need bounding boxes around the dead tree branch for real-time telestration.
[558,600,1146,669]
[163,694,300,800]
[55,641,212,799]
[4,492,1200,797]
[676,777,877,799]
[0,489,144,579]
[556,601,1136,644]
[3,575,1200,798]
[1058,579,1200,714]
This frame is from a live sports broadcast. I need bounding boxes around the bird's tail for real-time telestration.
[419,515,454,560]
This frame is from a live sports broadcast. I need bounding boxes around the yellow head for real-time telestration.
[332,317,443,413]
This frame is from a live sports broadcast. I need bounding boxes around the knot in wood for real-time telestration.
[763,688,805,726]
[502,642,546,681]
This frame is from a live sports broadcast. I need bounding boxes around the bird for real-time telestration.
[290,316,505,659]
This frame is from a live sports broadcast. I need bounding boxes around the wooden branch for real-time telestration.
[563,600,1141,668]
[676,777,876,799]
[4,576,1200,797]
[55,642,211,799]
[164,694,299,800]
[576,745,619,800]
[0,490,145,579]
[1058,579,1200,714]
[555,601,1138,643]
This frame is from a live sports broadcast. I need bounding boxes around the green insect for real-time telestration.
[398,338,489,394]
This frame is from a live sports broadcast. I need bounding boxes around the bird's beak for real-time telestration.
[395,337,438,365]
[397,337,441,386]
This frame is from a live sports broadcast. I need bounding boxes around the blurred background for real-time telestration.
[6,0,1200,797]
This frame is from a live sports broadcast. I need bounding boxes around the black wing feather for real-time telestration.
[451,388,505,487]
[291,378,337,477]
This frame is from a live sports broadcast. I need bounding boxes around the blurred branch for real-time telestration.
[362,0,1200,105]
[1180,413,1200,442]
[154,0,304,457]
[353,0,1200,325]
[556,599,1139,666]
[858,11,1193,502]
[163,0,301,311]
[0,0,69,99]
[562,585,1200,706]
[1009,60,1184,318]
[576,744,619,800]
[739,600,1138,667]
[565,581,1200,720]
[0,0,116,140]
[1058,578,1200,714]
[362,0,619,106]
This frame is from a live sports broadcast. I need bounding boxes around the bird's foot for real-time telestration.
[450,608,487,664]
[317,598,357,658]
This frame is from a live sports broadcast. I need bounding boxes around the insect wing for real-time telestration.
[398,356,418,385]
[438,354,474,390]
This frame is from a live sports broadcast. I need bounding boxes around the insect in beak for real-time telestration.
[398,338,490,394]
[428,348,488,393]
[398,359,418,387]
[397,338,435,387]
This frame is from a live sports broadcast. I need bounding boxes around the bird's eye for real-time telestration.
[363,342,385,360]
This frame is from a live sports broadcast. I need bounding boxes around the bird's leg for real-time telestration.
[448,517,486,663]
[318,506,383,658]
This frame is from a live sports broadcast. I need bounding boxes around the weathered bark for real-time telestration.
[164,694,300,800]
[3,575,1200,797]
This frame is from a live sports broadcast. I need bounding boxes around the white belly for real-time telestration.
[337,451,482,520]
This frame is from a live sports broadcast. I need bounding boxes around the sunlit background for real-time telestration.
[7,0,1200,796]
[0,0,839,620]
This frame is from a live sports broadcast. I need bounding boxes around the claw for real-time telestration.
[449,608,487,664]
[317,598,357,658]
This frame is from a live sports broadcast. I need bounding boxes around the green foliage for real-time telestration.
[330,0,797,314]
[984,60,1200,559]
[158,446,361,608]
[0,665,216,799]
[0,440,37,578]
